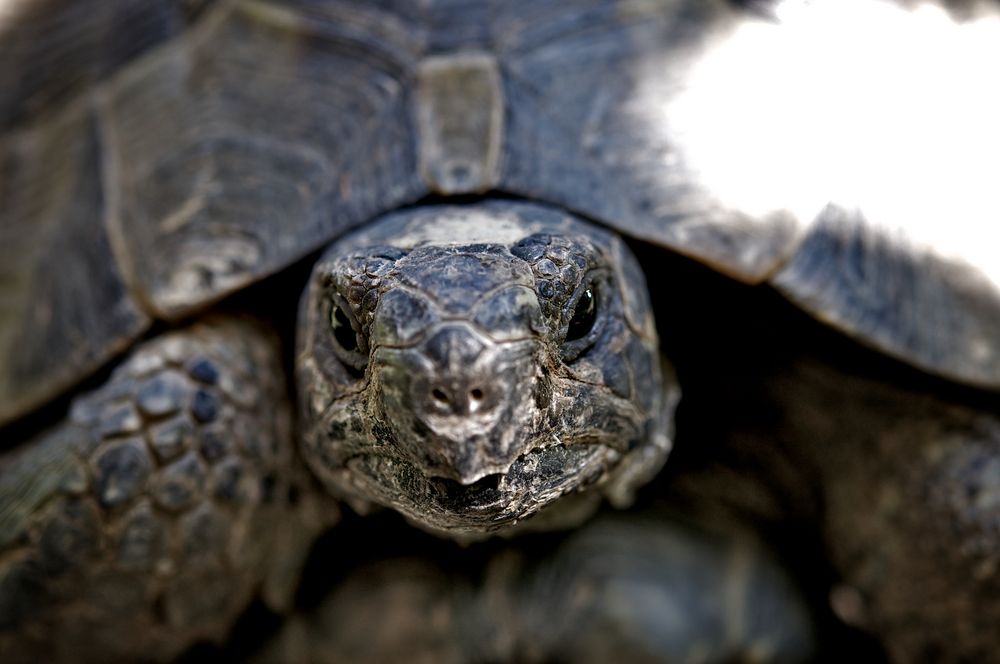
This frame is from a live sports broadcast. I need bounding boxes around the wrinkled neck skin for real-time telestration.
[297,201,677,538]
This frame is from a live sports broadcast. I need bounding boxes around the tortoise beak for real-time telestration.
[374,323,542,484]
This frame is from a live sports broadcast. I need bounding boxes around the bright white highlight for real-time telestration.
[669,0,1000,280]
[0,0,32,28]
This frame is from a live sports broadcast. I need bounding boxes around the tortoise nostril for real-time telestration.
[425,384,493,415]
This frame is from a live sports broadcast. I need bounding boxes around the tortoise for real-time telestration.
[3,0,1000,661]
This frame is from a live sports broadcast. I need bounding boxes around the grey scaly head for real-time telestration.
[297,201,676,536]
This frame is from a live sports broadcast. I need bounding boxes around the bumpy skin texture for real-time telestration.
[298,201,675,536]
[256,511,815,664]
[0,319,310,663]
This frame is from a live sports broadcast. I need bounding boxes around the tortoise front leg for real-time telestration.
[787,365,1000,663]
[257,509,816,663]
[502,512,815,664]
[0,318,326,663]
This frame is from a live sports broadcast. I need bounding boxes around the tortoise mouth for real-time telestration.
[345,440,622,534]
[425,472,506,516]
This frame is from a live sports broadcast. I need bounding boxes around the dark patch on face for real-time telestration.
[537,449,567,476]
[327,420,346,441]
[396,463,426,499]
[534,372,553,411]
[502,445,590,493]
[411,417,431,440]
[371,420,394,446]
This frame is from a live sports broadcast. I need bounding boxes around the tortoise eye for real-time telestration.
[330,302,360,353]
[566,287,597,342]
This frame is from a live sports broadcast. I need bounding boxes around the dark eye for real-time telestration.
[326,296,368,378]
[330,302,360,353]
[566,287,597,342]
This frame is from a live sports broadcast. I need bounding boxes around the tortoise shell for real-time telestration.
[3,0,998,425]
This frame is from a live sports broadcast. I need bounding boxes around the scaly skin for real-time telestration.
[0,318,324,663]
[297,201,674,537]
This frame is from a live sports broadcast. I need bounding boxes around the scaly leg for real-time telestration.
[0,318,328,663]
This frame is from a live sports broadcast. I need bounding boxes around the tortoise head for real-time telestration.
[297,202,675,536]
